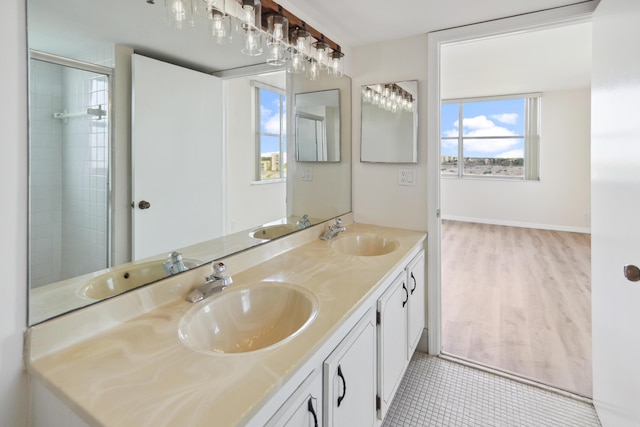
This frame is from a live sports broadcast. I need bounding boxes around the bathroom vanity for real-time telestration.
[26,217,426,426]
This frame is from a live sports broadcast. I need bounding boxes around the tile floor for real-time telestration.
[382,353,601,427]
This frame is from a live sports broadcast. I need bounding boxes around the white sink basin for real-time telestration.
[330,234,399,256]
[79,258,201,300]
[178,283,318,354]
[250,224,300,240]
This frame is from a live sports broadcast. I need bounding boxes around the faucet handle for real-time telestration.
[210,261,227,278]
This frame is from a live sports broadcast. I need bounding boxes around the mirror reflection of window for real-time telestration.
[256,84,287,181]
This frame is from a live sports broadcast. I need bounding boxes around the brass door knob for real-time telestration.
[623,265,640,282]
[138,200,151,210]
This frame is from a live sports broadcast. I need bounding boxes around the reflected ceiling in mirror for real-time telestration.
[295,89,341,162]
[26,0,352,325]
[360,80,418,163]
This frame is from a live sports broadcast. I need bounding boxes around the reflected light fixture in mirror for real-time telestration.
[361,80,419,164]
[165,0,196,29]
[207,2,233,44]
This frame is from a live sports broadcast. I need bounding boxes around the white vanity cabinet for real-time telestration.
[376,250,425,421]
[406,250,425,356]
[266,370,323,427]
[323,309,377,427]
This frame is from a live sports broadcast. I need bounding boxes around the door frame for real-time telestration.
[425,1,599,356]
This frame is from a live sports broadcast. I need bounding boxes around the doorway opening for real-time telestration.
[426,3,596,398]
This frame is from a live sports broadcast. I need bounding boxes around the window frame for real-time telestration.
[253,81,287,182]
[441,93,540,181]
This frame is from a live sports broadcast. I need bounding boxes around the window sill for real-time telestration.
[251,178,286,185]
[441,174,540,182]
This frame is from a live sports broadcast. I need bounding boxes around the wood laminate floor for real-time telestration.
[441,220,592,397]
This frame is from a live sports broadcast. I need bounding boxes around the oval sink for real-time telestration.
[79,258,201,300]
[330,234,399,256]
[250,224,300,240]
[178,283,318,355]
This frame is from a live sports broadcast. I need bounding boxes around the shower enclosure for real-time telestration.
[29,51,113,288]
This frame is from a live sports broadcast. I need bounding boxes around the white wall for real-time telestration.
[351,35,429,231]
[441,88,591,232]
[0,0,29,426]
[225,72,287,233]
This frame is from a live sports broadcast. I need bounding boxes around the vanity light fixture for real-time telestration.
[363,83,415,114]
[152,0,346,78]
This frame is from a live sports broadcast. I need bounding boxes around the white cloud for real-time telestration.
[491,113,518,125]
[497,149,524,158]
[455,115,495,130]
[442,115,522,154]
[261,106,286,134]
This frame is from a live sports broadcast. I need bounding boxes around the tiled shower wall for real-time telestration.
[29,48,113,287]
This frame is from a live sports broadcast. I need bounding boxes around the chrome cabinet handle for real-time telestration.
[624,265,640,282]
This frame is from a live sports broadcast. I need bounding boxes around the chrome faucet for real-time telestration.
[186,261,233,303]
[320,218,347,240]
[297,214,311,228]
[163,251,188,276]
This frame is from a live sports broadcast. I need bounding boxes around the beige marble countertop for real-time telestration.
[27,222,426,427]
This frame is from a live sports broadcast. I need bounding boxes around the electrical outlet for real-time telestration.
[399,168,416,186]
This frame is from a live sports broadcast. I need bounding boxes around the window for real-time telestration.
[255,83,286,181]
[441,94,540,180]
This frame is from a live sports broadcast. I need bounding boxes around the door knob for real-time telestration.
[138,200,151,210]
[623,265,640,282]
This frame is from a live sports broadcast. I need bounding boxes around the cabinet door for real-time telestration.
[377,273,408,420]
[324,309,376,427]
[407,250,426,357]
[266,370,322,427]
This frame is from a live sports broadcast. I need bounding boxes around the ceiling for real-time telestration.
[441,22,593,98]
[275,0,597,48]
[29,0,596,78]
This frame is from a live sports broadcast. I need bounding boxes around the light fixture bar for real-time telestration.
[260,0,341,53]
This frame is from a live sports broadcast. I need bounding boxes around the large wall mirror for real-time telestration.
[361,80,418,163]
[295,89,341,162]
[27,0,352,325]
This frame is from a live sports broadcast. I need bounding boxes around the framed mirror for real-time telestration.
[26,0,352,325]
[360,80,418,163]
[295,89,341,162]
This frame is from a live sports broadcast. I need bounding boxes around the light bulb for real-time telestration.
[241,29,263,56]
[308,59,319,81]
[241,5,255,27]
[372,92,380,106]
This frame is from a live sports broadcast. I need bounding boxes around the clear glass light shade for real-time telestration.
[239,0,261,29]
[291,27,311,56]
[266,44,288,66]
[382,85,391,99]
[198,0,221,16]
[371,92,380,106]
[307,59,320,81]
[209,10,232,44]
[241,27,263,56]
[328,49,344,77]
[165,0,196,29]
[312,39,329,70]
[287,52,306,74]
[267,14,288,47]
[362,87,373,103]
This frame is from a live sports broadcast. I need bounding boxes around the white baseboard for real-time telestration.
[441,215,591,234]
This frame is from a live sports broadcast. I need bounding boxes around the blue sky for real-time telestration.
[441,98,525,159]
[260,89,286,155]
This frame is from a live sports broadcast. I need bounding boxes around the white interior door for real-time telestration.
[132,54,223,260]
[592,0,640,425]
